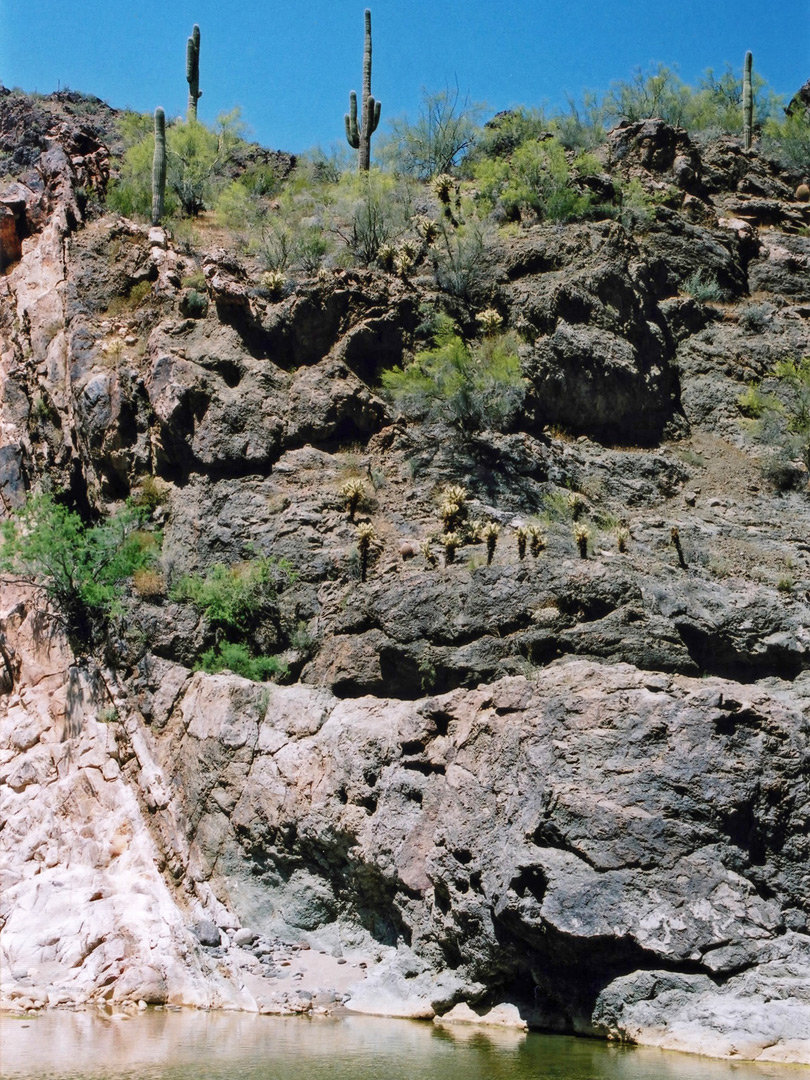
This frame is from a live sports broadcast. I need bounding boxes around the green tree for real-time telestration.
[0,495,156,651]
[380,85,483,179]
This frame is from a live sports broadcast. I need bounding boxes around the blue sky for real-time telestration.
[1,1,808,152]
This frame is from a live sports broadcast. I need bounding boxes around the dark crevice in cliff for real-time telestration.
[676,620,808,683]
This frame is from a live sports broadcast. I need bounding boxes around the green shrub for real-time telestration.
[763,111,810,174]
[108,110,250,220]
[740,357,810,486]
[381,315,525,433]
[170,556,294,638]
[196,641,288,682]
[432,222,492,302]
[473,138,594,222]
[683,271,724,302]
[331,170,415,265]
[0,495,156,651]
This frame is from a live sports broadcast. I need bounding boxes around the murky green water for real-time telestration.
[0,1011,799,1080]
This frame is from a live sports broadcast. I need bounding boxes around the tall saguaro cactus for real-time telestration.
[186,23,202,121]
[151,107,166,226]
[345,9,381,171]
[743,51,753,150]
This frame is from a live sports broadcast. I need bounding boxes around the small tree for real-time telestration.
[381,85,483,179]
[0,495,155,651]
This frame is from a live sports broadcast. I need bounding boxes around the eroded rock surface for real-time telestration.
[3,91,810,1063]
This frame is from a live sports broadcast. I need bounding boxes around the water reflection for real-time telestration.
[0,1011,794,1080]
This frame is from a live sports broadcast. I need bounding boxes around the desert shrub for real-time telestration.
[432,222,493,302]
[0,495,157,650]
[331,170,415,265]
[381,315,526,433]
[740,357,810,486]
[738,301,775,333]
[763,111,810,175]
[108,110,250,220]
[683,271,724,302]
[550,94,608,151]
[380,85,484,179]
[603,65,698,128]
[471,107,551,161]
[180,289,208,318]
[195,640,288,681]
[473,138,594,222]
[171,556,294,638]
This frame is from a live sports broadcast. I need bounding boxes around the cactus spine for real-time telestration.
[151,107,166,226]
[345,9,381,171]
[743,50,753,150]
[186,23,202,121]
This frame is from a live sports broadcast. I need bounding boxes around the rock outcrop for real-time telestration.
[3,90,810,1064]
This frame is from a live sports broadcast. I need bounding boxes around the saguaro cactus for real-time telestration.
[743,51,753,150]
[186,24,202,121]
[151,107,166,225]
[345,9,381,171]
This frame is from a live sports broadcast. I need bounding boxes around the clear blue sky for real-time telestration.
[1,1,808,153]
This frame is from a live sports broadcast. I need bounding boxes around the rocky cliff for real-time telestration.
[2,88,810,1064]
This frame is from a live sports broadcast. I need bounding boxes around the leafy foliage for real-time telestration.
[0,495,156,650]
[171,557,295,682]
[381,316,526,433]
[196,641,289,681]
[108,110,250,219]
[473,137,595,222]
[171,557,294,638]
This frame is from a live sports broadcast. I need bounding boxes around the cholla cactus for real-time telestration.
[475,308,503,336]
[671,525,687,569]
[394,244,415,278]
[481,521,500,565]
[440,501,462,533]
[377,243,397,271]
[186,24,202,121]
[567,492,586,521]
[345,9,382,171]
[151,107,166,226]
[356,522,377,581]
[516,526,528,560]
[432,173,456,205]
[441,531,460,565]
[414,215,440,244]
[421,538,437,568]
[441,484,468,506]
[616,526,630,553]
[340,478,367,521]
[574,524,591,559]
[439,484,467,532]
[261,269,286,298]
[528,525,547,558]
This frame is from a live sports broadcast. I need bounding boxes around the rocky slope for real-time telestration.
[2,88,810,1063]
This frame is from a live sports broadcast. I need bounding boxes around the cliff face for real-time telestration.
[2,89,810,1064]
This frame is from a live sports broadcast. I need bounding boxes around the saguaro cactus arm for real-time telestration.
[151,107,166,226]
[345,91,360,149]
[743,50,753,150]
[186,23,202,121]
